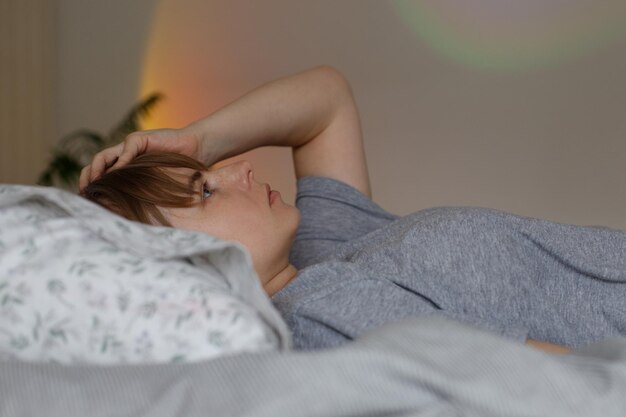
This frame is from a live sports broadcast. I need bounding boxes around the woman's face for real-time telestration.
[161,160,300,281]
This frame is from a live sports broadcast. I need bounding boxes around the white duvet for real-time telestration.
[0,185,291,364]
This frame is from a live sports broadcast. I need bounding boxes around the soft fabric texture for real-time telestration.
[0,185,290,364]
[273,176,626,350]
[2,316,626,417]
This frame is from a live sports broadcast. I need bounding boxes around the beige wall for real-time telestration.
[22,1,626,228]
[56,0,156,141]
[0,0,55,184]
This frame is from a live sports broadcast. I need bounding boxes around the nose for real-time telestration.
[220,160,254,190]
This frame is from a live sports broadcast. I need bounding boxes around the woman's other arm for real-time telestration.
[81,65,371,197]
[525,338,571,354]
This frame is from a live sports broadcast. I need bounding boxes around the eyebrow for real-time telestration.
[189,170,203,193]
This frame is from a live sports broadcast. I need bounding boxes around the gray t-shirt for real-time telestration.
[272,176,626,350]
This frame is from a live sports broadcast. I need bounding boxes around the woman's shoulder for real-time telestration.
[296,175,395,217]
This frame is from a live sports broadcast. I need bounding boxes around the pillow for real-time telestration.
[0,185,291,364]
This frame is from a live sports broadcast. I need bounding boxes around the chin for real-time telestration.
[281,208,300,242]
[289,206,301,229]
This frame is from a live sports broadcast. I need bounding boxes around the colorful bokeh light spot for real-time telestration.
[391,0,626,70]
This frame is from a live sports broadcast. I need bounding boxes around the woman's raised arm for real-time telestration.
[80,65,371,197]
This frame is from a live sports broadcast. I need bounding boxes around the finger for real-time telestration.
[79,165,92,191]
[89,144,124,182]
[107,133,149,171]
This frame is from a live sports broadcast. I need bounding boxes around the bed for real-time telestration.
[1,184,625,416]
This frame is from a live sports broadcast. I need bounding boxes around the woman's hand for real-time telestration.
[79,126,202,191]
[525,338,571,355]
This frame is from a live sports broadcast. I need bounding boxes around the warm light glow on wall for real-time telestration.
[138,0,242,131]
[391,0,626,70]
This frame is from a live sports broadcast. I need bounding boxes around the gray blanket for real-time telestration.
[2,316,626,417]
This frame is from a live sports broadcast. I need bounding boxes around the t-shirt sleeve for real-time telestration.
[289,176,399,269]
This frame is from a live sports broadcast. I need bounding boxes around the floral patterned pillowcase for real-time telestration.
[0,185,291,364]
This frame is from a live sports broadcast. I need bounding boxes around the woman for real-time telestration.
[80,66,626,354]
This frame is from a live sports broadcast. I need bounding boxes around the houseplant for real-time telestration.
[38,93,163,190]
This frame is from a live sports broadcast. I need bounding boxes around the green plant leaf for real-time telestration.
[60,129,106,152]
[59,129,106,166]
[45,152,83,188]
[57,154,82,186]
[107,93,164,145]
[37,169,54,186]
[38,92,163,189]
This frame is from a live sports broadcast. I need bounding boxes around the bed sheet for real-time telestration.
[2,315,626,417]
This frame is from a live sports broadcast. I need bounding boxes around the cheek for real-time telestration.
[196,200,272,244]
[204,210,256,242]
[174,219,210,235]
[222,212,273,247]
[166,209,227,238]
